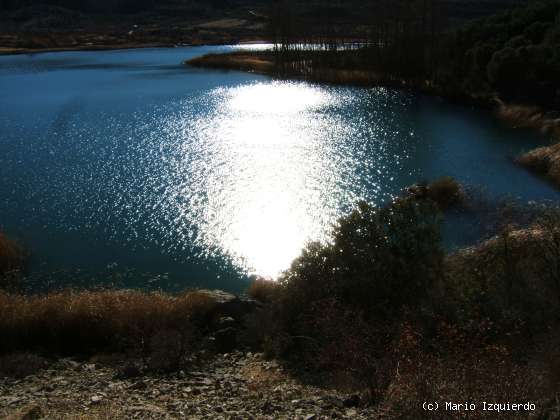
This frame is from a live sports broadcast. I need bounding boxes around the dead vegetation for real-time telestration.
[242,196,560,415]
[518,142,560,186]
[0,289,218,371]
[498,102,560,140]
[498,102,560,188]
[2,183,559,416]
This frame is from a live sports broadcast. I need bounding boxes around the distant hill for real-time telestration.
[0,0,526,18]
[0,0,530,53]
[0,0,249,14]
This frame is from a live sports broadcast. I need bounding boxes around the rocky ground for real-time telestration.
[0,352,376,419]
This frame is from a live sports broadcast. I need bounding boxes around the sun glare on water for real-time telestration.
[167,81,357,278]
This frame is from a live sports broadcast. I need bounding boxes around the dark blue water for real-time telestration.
[0,46,557,292]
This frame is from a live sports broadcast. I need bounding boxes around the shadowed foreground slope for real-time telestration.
[1,179,559,418]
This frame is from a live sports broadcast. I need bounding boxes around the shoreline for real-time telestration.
[0,42,176,56]
[0,38,269,56]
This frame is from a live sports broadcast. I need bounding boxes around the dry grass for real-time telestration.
[502,102,560,187]
[187,51,410,88]
[498,102,560,140]
[379,338,552,418]
[0,290,217,361]
[518,142,560,186]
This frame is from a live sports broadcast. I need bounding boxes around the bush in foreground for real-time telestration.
[246,194,560,410]
[0,290,217,371]
[253,198,444,393]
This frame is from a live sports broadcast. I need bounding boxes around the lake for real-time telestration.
[0,45,558,293]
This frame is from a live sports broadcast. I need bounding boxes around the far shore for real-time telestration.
[0,42,175,56]
[0,38,269,56]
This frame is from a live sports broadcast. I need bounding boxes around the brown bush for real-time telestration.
[251,196,560,406]
[406,177,463,210]
[517,142,560,186]
[250,198,444,397]
[444,219,560,337]
[380,339,547,418]
[0,290,216,368]
[247,278,281,303]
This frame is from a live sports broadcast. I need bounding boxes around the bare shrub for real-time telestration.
[253,195,560,407]
[445,213,560,339]
[255,198,443,396]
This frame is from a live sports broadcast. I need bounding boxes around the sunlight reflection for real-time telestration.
[176,81,349,278]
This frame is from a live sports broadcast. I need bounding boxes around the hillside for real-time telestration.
[0,0,528,53]
[2,185,560,418]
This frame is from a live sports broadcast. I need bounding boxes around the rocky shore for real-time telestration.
[0,352,374,420]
